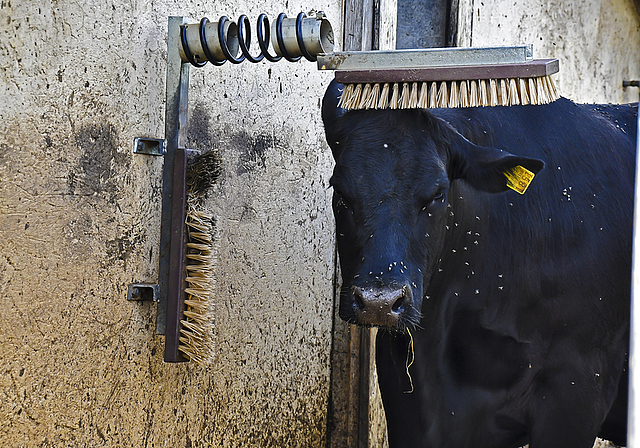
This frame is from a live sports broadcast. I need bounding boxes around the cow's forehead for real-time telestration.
[332,139,448,200]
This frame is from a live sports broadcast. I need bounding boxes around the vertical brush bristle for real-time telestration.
[449,81,459,108]
[390,83,400,109]
[417,82,429,108]
[368,83,380,109]
[399,82,411,109]
[549,75,559,100]
[519,78,530,105]
[408,82,419,109]
[544,75,559,102]
[489,79,498,107]
[437,82,448,108]
[499,79,508,106]
[528,78,538,104]
[469,80,479,107]
[481,80,489,106]
[338,84,353,109]
[508,78,520,106]
[429,82,438,108]
[337,74,558,110]
[378,83,390,109]
[537,77,547,104]
[351,84,363,109]
[459,81,469,108]
[358,83,372,109]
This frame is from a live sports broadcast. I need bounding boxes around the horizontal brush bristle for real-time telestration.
[338,76,560,110]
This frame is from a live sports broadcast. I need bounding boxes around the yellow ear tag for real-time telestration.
[503,165,535,194]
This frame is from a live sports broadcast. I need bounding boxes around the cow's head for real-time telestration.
[322,80,544,330]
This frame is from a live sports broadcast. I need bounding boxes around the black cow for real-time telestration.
[322,79,637,448]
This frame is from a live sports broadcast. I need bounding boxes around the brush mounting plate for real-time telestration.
[133,137,166,156]
[127,283,159,301]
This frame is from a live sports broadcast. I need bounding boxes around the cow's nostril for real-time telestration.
[353,287,365,311]
[391,294,405,314]
[350,285,411,327]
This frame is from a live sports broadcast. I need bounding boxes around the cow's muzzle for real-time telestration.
[351,284,413,327]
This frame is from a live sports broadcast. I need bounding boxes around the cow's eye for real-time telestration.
[421,190,446,212]
[334,190,351,209]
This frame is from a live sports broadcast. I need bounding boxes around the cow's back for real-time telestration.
[377,99,637,447]
[431,99,636,446]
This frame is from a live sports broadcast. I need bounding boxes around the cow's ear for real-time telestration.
[322,79,347,159]
[449,136,545,194]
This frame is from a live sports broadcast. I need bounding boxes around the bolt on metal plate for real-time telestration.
[127,283,159,301]
[133,137,166,156]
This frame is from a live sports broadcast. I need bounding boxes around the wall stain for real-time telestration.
[235,131,275,175]
[187,102,218,153]
[0,143,9,168]
[0,254,14,297]
[72,121,129,201]
[105,228,143,269]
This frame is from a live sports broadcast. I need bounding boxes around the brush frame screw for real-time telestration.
[127,283,159,301]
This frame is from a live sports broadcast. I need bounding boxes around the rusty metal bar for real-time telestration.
[164,147,188,362]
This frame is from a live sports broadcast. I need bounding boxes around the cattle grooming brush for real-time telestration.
[177,151,221,365]
[317,45,559,110]
[159,13,333,364]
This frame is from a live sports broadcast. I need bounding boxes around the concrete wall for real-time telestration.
[0,0,340,446]
[456,0,640,104]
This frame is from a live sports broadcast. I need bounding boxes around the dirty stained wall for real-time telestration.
[0,0,340,446]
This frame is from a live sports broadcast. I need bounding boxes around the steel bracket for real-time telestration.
[133,137,166,155]
[127,283,159,301]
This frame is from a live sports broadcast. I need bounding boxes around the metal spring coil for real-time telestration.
[180,13,318,67]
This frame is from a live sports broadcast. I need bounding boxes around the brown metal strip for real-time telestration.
[164,147,188,363]
[335,59,559,84]
[158,17,190,337]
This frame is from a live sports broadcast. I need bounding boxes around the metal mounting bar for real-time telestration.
[127,283,159,301]
[317,45,534,71]
[157,16,190,364]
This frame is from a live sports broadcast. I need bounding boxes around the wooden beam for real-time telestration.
[344,0,375,51]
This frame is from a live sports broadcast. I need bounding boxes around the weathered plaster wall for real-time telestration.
[457,0,640,104]
[0,0,340,446]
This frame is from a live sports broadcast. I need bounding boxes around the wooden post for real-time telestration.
[328,2,397,445]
